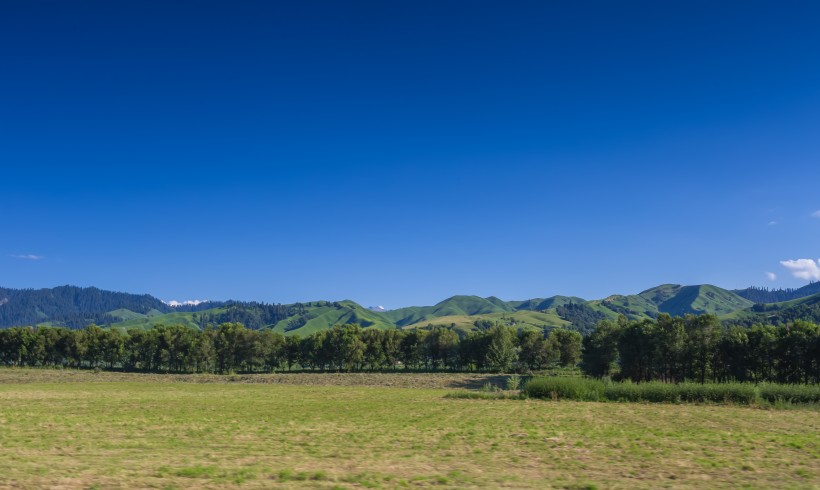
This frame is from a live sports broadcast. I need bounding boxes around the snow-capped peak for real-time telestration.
[164,299,208,307]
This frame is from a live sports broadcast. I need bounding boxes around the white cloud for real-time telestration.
[12,254,44,260]
[164,299,208,307]
[812,210,820,218]
[780,258,820,281]
[765,271,777,281]
[767,220,778,226]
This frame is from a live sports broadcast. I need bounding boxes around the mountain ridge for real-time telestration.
[2,283,819,335]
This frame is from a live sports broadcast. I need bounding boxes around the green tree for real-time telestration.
[485,326,517,372]
[655,314,685,382]
[547,328,582,367]
[327,324,365,371]
[284,334,302,370]
[361,329,385,370]
[400,330,428,370]
[518,330,550,371]
[380,329,404,369]
[684,314,720,383]
[214,322,247,373]
[617,320,657,381]
[581,319,620,378]
[715,325,750,382]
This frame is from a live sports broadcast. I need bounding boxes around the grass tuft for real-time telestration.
[522,377,819,407]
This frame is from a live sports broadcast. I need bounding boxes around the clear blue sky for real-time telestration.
[2,1,819,307]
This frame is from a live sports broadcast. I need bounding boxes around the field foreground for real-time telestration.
[0,371,817,489]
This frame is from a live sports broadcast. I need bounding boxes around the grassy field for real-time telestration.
[0,371,817,489]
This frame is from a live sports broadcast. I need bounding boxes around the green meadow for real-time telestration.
[0,372,817,489]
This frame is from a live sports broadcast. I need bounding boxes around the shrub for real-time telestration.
[524,377,765,405]
[522,377,604,401]
[480,382,502,393]
[605,381,680,403]
[444,391,517,400]
[758,383,820,404]
[674,382,758,405]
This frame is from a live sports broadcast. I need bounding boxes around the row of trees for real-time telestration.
[2,314,816,383]
[582,314,819,384]
[0,323,583,374]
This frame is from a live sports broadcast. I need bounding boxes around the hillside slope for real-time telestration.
[734,282,820,303]
[382,295,514,327]
[725,292,820,326]
[1,282,813,334]
[0,286,173,328]
[592,284,753,320]
[643,284,753,317]
[270,301,394,336]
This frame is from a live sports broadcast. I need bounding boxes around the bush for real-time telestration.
[758,383,820,404]
[673,382,758,405]
[444,390,520,400]
[524,377,765,405]
[522,377,605,402]
[480,382,502,393]
[605,381,680,403]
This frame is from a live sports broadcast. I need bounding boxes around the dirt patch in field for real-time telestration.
[0,368,508,390]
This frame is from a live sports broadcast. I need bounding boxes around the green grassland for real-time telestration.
[0,372,816,489]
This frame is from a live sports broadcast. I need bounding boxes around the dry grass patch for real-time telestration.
[0,368,507,390]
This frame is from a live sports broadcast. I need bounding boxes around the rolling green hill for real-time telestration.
[109,308,224,331]
[382,295,515,327]
[403,309,570,333]
[107,301,394,336]
[2,282,813,336]
[0,285,174,329]
[650,284,753,316]
[270,301,394,336]
[724,292,820,326]
[592,284,753,320]
[510,295,587,311]
[595,294,659,319]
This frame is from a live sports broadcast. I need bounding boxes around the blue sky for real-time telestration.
[2,1,819,307]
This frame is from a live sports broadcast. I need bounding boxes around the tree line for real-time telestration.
[1,314,816,383]
[0,323,582,374]
[581,314,819,384]
[734,282,820,303]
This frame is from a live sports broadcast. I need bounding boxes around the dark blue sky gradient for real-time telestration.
[2,1,819,306]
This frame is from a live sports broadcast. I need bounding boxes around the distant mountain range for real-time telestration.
[1,282,819,334]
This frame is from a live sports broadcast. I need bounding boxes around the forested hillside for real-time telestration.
[0,286,171,329]
[726,293,820,326]
[3,284,820,336]
[734,282,820,303]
